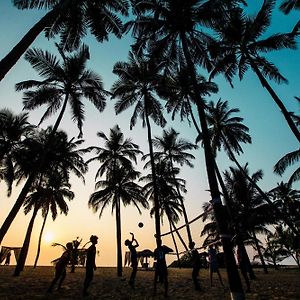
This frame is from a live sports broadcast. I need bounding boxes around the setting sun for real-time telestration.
[44,232,54,244]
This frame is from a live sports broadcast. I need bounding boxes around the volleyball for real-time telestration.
[138,222,144,228]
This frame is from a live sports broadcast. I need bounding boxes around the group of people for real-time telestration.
[47,233,251,297]
[47,235,98,296]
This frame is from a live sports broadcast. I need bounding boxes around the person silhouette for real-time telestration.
[189,241,201,291]
[208,244,224,288]
[153,238,173,297]
[47,242,73,293]
[237,243,251,293]
[83,235,98,296]
[125,232,139,288]
[4,250,11,266]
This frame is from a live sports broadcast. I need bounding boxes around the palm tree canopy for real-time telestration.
[14,0,129,51]
[111,51,167,129]
[279,0,300,14]
[86,125,142,179]
[0,109,35,195]
[206,99,251,157]
[89,166,148,218]
[15,44,109,137]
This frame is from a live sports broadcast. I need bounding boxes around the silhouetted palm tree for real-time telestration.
[148,128,197,245]
[89,166,148,277]
[0,109,34,196]
[0,45,105,243]
[111,51,166,241]
[209,0,300,142]
[33,170,74,268]
[87,125,145,277]
[0,0,129,81]
[127,1,243,293]
[13,128,86,276]
[280,0,300,14]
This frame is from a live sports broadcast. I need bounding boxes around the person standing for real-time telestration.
[125,232,139,288]
[48,242,73,293]
[189,241,201,291]
[237,243,251,293]
[83,235,98,296]
[208,245,224,288]
[153,238,173,297]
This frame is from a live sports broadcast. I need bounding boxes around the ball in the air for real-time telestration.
[138,222,144,228]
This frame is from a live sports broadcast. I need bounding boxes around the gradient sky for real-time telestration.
[0,1,299,267]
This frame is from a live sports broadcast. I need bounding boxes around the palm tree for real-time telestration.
[111,51,167,241]
[274,149,300,185]
[206,99,300,236]
[209,0,300,142]
[0,45,106,243]
[0,0,129,81]
[87,125,145,277]
[13,128,85,276]
[89,166,148,277]
[0,109,34,196]
[280,0,300,14]
[127,1,244,294]
[147,128,197,245]
[33,170,74,268]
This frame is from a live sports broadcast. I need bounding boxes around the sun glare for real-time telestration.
[44,231,54,244]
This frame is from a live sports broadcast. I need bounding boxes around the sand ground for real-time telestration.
[0,266,299,299]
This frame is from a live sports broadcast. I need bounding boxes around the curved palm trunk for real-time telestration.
[0,94,69,243]
[252,230,268,274]
[222,135,300,237]
[170,221,189,253]
[116,196,122,277]
[0,8,58,82]
[168,221,181,268]
[144,97,161,242]
[33,207,49,268]
[14,205,39,276]
[248,56,300,143]
[170,160,193,245]
[181,34,244,298]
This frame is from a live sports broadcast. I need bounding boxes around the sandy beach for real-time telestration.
[0,266,299,299]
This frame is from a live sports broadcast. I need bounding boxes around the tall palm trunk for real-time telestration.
[181,34,244,298]
[33,207,49,268]
[168,221,181,268]
[222,135,300,237]
[247,55,300,143]
[14,205,39,276]
[144,96,161,242]
[0,94,69,243]
[252,230,268,274]
[116,196,122,277]
[0,1,73,82]
[170,221,189,253]
[170,160,193,245]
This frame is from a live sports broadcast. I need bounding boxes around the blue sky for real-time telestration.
[0,1,299,267]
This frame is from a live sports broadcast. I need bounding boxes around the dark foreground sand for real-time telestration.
[0,266,299,299]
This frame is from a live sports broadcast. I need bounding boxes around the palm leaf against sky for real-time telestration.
[86,125,142,180]
[16,44,109,138]
[0,0,129,81]
[0,109,34,196]
[280,0,300,14]
[209,0,300,142]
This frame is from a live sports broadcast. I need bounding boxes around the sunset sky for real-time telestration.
[0,1,299,267]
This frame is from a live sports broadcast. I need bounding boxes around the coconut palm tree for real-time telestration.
[280,0,300,14]
[87,125,145,277]
[0,109,34,196]
[209,0,300,142]
[0,0,129,81]
[0,45,106,243]
[146,128,197,245]
[127,1,244,294]
[111,51,167,241]
[89,166,148,277]
[33,170,74,268]
[13,128,85,276]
